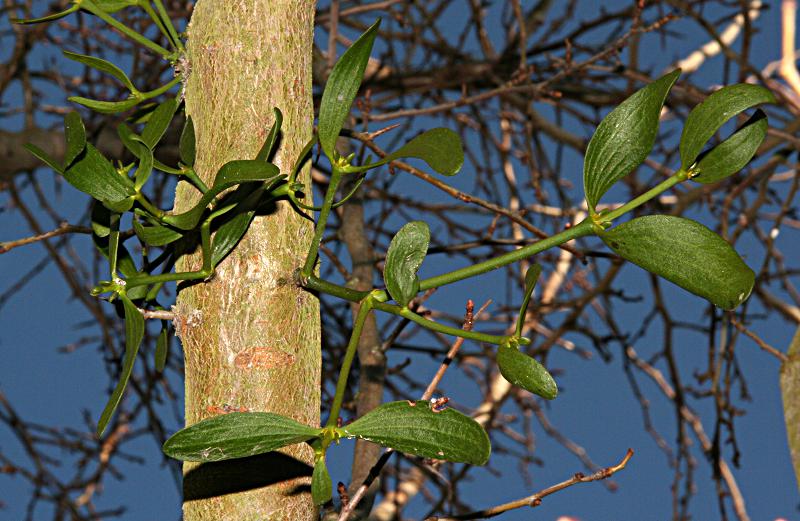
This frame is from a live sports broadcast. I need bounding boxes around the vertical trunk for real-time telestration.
[174,2,320,520]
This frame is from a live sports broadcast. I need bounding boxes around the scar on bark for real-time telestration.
[234,346,296,370]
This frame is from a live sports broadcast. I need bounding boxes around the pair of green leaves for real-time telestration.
[17,1,175,114]
[317,19,464,177]
[383,227,559,399]
[26,112,136,211]
[163,400,491,502]
[63,50,143,114]
[583,70,775,310]
[385,230,559,400]
[26,98,181,212]
[583,70,774,210]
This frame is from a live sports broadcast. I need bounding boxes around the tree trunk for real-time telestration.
[173,2,320,520]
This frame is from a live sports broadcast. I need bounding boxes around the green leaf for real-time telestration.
[117,123,146,157]
[64,111,87,168]
[162,412,322,462]
[318,19,381,159]
[68,95,141,114]
[163,160,282,230]
[92,0,139,13]
[349,128,464,176]
[91,201,112,238]
[141,97,179,149]
[584,69,680,211]
[155,322,169,372]
[680,83,776,170]
[211,210,255,267]
[97,294,144,436]
[515,264,542,337]
[497,342,557,399]
[64,143,135,204]
[781,325,800,493]
[63,51,136,92]
[103,196,135,213]
[342,400,490,465]
[133,145,154,190]
[384,221,430,307]
[24,144,63,174]
[12,3,79,24]
[600,215,755,310]
[180,117,196,167]
[256,108,283,162]
[311,456,333,505]
[690,109,768,184]
[133,219,183,246]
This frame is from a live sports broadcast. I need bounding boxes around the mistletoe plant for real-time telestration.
[16,6,775,508]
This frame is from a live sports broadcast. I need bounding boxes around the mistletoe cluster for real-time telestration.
[16,5,774,506]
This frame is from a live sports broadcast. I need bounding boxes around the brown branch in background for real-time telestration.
[671,1,763,74]
[730,318,789,362]
[0,222,92,254]
[420,299,480,401]
[352,132,583,257]
[138,308,176,321]
[431,449,634,521]
[780,0,800,98]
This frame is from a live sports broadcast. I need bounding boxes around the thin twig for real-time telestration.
[432,449,634,520]
[138,307,176,321]
[0,223,92,254]
[730,318,788,362]
[671,1,763,74]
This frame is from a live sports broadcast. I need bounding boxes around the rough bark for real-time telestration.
[174,2,320,520]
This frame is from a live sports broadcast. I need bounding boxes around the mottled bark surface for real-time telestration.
[174,1,320,520]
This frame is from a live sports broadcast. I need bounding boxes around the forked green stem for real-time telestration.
[182,167,210,193]
[600,169,687,223]
[419,219,594,291]
[326,297,373,427]
[135,193,165,220]
[126,220,212,288]
[141,76,182,100]
[301,167,343,278]
[304,220,594,305]
[372,301,512,345]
